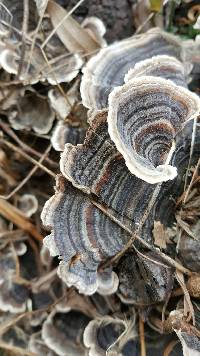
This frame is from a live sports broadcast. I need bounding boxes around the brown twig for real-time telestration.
[0,198,43,241]
[17,0,29,79]
[0,144,52,200]
[0,121,57,168]
[139,316,146,356]
[163,340,180,356]
[183,157,200,204]
[0,139,56,178]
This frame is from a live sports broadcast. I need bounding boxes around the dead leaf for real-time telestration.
[153,221,167,249]
[46,0,101,54]
[175,270,195,325]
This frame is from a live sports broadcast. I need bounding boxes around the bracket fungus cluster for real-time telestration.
[42,25,200,304]
[0,0,200,354]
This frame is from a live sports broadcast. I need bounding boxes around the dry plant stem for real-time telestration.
[183,157,200,204]
[27,236,43,275]
[41,0,85,49]
[136,12,155,34]
[26,0,47,75]
[0,342,35,356]
[175,270,195,325]
[0,229,25,239]
[40,47,74,109]
[17,0,29,79]
[0,139,56,178]
[0,144,52,200]
[139,317,146,356]
[32,268,57,289]
[0,121,57,167]
[184,118,197,192]
[0,199,43,241]
[163,340,180,356]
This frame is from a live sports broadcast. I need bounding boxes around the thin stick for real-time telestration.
[139,317,146,356]
[0,229,24,239]
[0,121,57,167]
[0,144,52,200]
[163,340,179,356]
[32,268,57,289]
[0,139,56,178]
[136,12,155,34]
[184,118,197,192]
[183,157,200,204]
[0,198,43,241]
[40,47,74,108]
[0,342,35,356]
[25,0,48,75]
[17,0,29,79]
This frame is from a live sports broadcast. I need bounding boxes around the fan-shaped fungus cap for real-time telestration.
[51,121,86,151]
[82,16,106,47]
[42,308,91,355]
[8,89,55,134]
[0,250,29,313]
[42,53,83,85]
[124,55,187,87]
[175,329,200,356]
[80,28,182,109]
[107,76,200,184]
[17,194,38,218]
[83,316,134,356]
[48,82,79,120]
[29,332,56,356]
[41,175,129,295]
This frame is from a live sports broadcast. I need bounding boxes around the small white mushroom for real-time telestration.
[17,194,38,218]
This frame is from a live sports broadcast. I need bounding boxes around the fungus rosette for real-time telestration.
[41,29,200,297]
[42,113,200,296]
